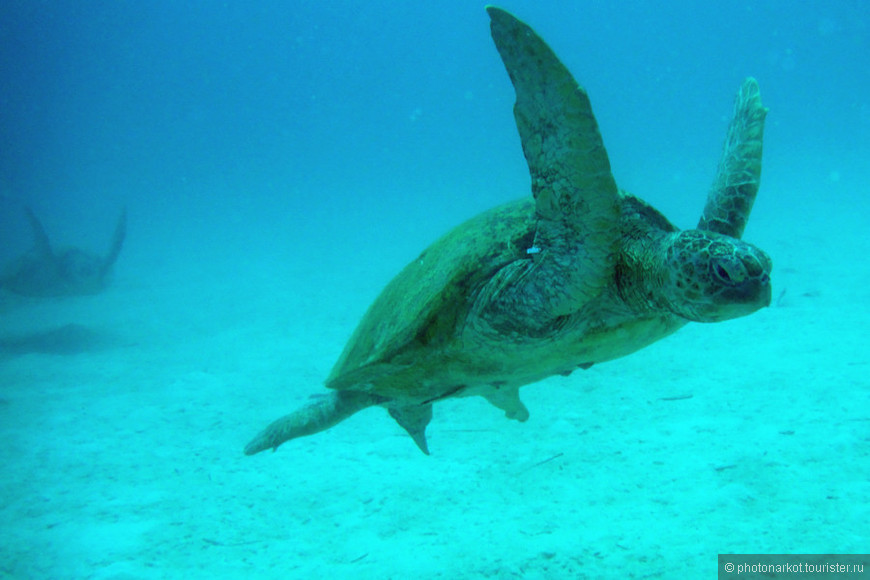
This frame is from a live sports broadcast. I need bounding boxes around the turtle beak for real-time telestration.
[714,248,772,319]
[746,249,772,308]
[721,274,771,308]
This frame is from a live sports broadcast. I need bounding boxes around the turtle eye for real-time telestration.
[711,257,746,286]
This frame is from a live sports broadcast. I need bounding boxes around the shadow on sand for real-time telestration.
[0,323,121,356]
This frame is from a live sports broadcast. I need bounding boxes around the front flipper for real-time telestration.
[698,78,768,239]
[482,7,620,330]
[488,7,618,227]
[244,390,380,455]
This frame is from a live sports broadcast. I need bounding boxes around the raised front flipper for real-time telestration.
[481,7,620,331]
[698,78,768,238]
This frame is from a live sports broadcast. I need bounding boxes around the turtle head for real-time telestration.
[662,230,772,322]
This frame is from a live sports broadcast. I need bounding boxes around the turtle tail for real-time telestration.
[244,390,380,455]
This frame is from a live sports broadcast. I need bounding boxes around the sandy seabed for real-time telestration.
[0,201,867,580]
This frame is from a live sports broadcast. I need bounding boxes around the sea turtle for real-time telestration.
[0,207,126,297]
[244,6,771,456]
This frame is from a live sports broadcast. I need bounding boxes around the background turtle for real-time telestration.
[1,206,126,297]
[245,6,771,457]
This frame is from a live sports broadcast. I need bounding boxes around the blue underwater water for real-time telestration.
[0,1,868,578]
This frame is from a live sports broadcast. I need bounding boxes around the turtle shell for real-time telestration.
[325,198,536,396]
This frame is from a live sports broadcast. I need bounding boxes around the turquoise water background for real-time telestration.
[2,2,866,254]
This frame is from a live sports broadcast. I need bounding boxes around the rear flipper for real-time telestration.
[389,403,433,455]
[481,384,530,422]
[244,390,380,455]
